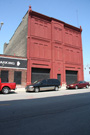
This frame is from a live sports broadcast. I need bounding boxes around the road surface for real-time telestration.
[0,89,90,135]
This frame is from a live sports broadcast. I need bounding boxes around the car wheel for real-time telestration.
[2,87,10,94]
[86,85,89,88]
[75,86,78,89]
[35,87,39,93]
[26,89,28,92]
[55,86,59,91]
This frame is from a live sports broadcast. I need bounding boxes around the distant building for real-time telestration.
[0,6,84,87]
[84,64,90,82]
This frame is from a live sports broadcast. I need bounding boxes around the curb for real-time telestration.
[15,87,66,92]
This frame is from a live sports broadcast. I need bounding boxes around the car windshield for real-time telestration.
[72,81,79,84]
[33,80,41,84]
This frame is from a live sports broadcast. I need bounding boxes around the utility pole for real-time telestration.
[0,22,4,30]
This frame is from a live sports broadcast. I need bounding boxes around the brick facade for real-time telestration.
[27,6,84,85]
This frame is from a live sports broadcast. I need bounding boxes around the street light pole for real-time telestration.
[0,22,4,30]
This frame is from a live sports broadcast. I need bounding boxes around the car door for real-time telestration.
[78,81,84,88]
[47,79,54,90]
[39,80,48,91]
[82,81,87,87]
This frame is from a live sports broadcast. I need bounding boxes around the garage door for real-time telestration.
[31,68,50,83]
[66,70,77,85]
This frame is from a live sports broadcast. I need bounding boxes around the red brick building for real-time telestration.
[3,6,84,87]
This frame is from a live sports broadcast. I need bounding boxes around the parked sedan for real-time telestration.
[66,81,89,89]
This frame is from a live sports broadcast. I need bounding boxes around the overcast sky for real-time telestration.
[0,0,90,66]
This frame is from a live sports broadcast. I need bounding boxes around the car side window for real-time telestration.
[47,79,53,85]
[79,81,83,84]
[52,79,60,85]
[41,80,47,85]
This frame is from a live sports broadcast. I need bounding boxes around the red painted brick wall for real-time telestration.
[27,7,84,85]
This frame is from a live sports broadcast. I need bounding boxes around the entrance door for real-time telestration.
[1,70,8,82]
[57,74,61,84]
[14,71,22,84]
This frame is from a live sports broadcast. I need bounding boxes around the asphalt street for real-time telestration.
[0,88,90,135]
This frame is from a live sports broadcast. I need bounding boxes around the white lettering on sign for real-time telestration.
[17,61,20,66]
[0,61,15,65]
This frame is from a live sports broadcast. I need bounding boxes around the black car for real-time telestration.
[25,79,61,92]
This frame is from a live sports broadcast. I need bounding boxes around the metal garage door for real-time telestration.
[31,68,50,83]
[66,70,77,85]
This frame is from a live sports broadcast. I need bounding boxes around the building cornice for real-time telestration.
[29,6,82,32]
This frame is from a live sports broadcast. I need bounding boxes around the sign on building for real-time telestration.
[0,57,27,69]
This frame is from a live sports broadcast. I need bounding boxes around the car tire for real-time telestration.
[35,87,39,93]
[2,87,10,94]
[26,89,28,92]
[75,86,78,89]
[55,86,59,91]
[86,85,89,88]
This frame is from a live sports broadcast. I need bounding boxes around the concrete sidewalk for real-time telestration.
[1,87,90,102]
[16,87,90,96]
[16,86,66,92]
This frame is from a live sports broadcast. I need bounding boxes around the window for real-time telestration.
[47,79,53,85]
[1,70,8,82]
[14,71,22,84]
[79,81,83,84]
[41,80,47,85]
